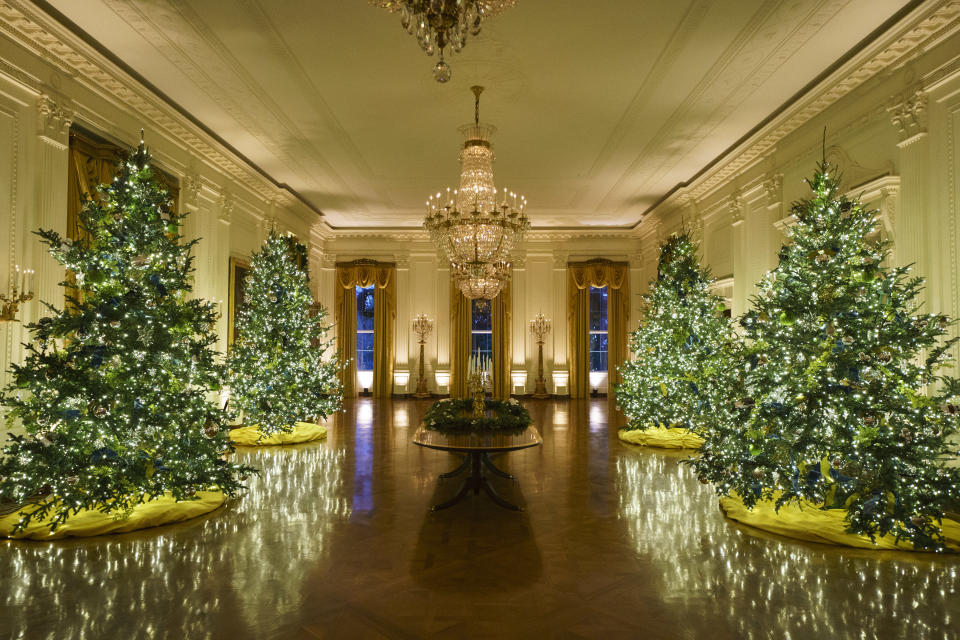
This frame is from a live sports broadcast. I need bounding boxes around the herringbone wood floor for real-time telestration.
[3,397,958,639]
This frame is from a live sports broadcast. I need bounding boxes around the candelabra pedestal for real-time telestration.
[414,340,430,398]
[529,313,552,399]
[412,313,434,398]
[532,340,549,399]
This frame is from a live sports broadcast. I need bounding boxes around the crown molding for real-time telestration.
[636,0,960,230]
[316,226,640,243]
[0,0,324,222]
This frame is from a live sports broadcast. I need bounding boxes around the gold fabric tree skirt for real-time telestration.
[618,425,704,449]
[229,421,327,446]
[720,493,960,551]
[0,490,226,540]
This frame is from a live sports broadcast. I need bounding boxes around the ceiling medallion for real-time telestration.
[424,86,529,300]
[371,1,518,82]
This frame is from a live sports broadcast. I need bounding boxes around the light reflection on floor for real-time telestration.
[2,445,349,640]
[616,449,959,640]
[2,397,959,639]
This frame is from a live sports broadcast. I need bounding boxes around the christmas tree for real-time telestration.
[0,139,253,533]
[616,232,738,440]
[690,163,960,550]
[226,231,341,437]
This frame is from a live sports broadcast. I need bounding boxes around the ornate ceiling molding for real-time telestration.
[641,1,960,227]
[603,0,855,214]
[0,0,322,220]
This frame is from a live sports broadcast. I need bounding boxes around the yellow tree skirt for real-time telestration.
[719,494,960,552]
[0,490,226,540]
[618,425,704,449]
[229,421,327,446]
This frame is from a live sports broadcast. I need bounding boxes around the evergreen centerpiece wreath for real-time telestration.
[423,398,532,434]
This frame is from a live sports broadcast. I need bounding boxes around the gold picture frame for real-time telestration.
[227,256,251,347]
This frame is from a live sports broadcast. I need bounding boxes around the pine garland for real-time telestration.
[423,398,532,433]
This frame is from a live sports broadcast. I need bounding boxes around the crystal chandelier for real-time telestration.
[371,1,518,82]
[424,86,529,300]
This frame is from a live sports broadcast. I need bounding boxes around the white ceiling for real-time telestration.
[47,0,909,228]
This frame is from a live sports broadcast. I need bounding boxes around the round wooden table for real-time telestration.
[412,424,542,511]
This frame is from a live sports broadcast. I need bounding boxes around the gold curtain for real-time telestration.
[492,281,512,400]
[69,130,180,243]
[449,280,472,399]
[67,130,179,308]
[335,262,396,398]
[68,131,124,244]
[568,261,629,398]
[450,279,512,399]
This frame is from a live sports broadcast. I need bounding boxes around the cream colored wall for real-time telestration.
[314,233,642,396]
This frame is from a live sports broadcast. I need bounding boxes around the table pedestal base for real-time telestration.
[432,452,521,511]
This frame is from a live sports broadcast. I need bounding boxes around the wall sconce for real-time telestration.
[1,265,34,322]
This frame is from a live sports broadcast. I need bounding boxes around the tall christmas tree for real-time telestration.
[226,231,341,437]
[616,232,738,440]
[0,139,252,532]
[690,163,960,550]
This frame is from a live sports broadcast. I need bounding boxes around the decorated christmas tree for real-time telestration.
[690,162,960,550]
[616,232,738,446]
[226,231,341,438]
[0,139,252,533]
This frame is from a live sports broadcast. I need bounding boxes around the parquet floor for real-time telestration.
[3,397,959,639]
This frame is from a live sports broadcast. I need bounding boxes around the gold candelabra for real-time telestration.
[412,313,433,398]
[529,312,551,398]
[1,266,34,323]
[468,354,491,417]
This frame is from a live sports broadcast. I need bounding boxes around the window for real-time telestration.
[589,286,608,372]
[471,298,493,364]
[356,285,375,371]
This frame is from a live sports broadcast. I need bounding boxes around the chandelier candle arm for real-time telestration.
[529,313,551,398]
